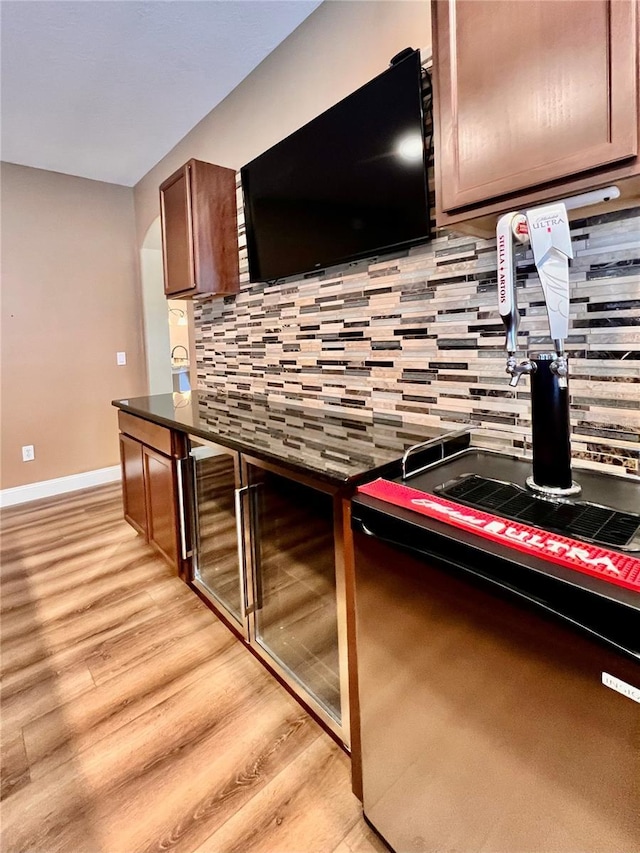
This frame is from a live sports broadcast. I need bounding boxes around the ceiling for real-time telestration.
[0,0,322,186]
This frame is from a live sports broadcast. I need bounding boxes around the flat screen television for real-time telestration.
[241,49,430,283]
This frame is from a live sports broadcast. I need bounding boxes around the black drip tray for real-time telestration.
[434,474,640,551]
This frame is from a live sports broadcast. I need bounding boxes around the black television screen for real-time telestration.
[241,50,430,283]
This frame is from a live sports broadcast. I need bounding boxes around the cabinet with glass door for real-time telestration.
[187,437,349,745]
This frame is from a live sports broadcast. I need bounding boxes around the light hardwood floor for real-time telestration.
[0,483,386,853]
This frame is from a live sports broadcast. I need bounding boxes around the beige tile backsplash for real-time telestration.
[195,195,639,478]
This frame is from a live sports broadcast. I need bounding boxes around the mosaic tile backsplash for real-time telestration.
[194,194,639,478]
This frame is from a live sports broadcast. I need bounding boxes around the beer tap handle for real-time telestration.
[551,340,569,389]
[526,201,573,388]
[497,212,529,381]
[508,359,537,387]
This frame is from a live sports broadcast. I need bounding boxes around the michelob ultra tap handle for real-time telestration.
[526,202,573,345]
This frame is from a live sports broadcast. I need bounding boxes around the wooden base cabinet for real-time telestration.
[118,412,187,576]
[143,445,180,569]
[432,0,640,229]
[119,433,147,536]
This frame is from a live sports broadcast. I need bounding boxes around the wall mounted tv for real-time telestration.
[241,49,430,283]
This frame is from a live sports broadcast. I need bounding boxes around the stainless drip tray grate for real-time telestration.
[434,474,640,551]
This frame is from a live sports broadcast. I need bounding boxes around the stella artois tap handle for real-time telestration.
[497,211,532,386]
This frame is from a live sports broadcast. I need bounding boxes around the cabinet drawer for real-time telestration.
[118,411,174,456]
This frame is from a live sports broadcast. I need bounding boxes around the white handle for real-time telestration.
[563,185,619,212]
[527,202,573,345]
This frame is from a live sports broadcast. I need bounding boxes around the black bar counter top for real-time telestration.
[352,448,639,661]
[112,391,469,487]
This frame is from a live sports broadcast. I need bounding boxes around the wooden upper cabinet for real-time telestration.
[432,0,639,221]
[159,159,240,299]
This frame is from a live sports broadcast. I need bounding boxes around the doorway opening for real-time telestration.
[140,218,193,394]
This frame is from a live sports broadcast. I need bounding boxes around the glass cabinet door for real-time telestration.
[190,438,246,634]
[245,463,342,724]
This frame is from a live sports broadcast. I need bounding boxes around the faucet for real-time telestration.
[171,345,189,362]
[496,186,620,497]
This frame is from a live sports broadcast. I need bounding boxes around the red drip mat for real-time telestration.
[357,479,640,594]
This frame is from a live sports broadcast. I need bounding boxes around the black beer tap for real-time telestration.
[494,188,619,497]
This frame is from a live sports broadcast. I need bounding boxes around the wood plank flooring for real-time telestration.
[0,483,387,853]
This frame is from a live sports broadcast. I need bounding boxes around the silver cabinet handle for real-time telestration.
[176,457,191,561]
[234,486,250,618]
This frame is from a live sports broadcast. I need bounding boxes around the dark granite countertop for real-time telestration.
[112,391,469,487]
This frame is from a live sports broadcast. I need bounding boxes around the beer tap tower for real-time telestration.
[497,186,620,497]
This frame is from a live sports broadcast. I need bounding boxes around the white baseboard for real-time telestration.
[0,466,121,508]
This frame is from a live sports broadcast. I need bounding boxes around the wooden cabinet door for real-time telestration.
[433,0,638,213]
[143,445,180,571]
[159,160,240,299]
[160,165,195,297]
[119,434,147,536]
[189,160,240,297]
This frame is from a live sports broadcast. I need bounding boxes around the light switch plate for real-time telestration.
[116,352,126,366]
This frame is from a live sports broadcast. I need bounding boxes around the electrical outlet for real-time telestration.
[22,445,35,462]
[116,351,126,366]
